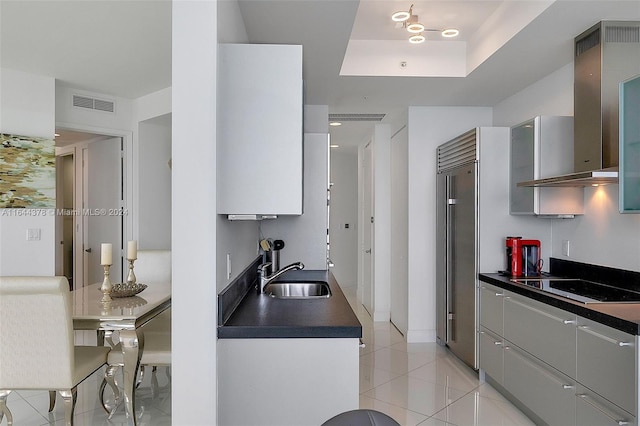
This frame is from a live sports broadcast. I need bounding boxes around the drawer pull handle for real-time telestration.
[495,292,504,297]
[578,326,634,348]
[494,341,502,346]
[577,394,630,425]
[506,297,575,325]
[506,345,572,387]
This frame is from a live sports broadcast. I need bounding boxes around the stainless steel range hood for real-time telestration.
[521,21,640,187]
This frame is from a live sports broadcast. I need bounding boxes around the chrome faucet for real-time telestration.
[257,261,304,293]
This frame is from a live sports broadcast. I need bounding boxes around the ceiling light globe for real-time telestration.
[407,22,425,33]
[409,34,425,44]
[441,28,459,38]
[391,11,410,22]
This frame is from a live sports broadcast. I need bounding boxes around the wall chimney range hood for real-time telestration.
[520,21,640,188]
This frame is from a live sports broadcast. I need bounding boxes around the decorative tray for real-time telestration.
[110,283,147,298]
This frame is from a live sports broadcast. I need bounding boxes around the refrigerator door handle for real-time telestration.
[446,174,455,343]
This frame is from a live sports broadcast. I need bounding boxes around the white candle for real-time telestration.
[127,240,137,260]
[101,243,113,265]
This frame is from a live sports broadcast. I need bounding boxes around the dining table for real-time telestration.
[71,281,171,425]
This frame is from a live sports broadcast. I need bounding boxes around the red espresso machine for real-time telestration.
[506,237,541,277]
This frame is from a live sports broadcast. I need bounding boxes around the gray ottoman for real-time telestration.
[322,409,400,426]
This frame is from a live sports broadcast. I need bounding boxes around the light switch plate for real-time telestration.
[562,240,570,257]
[26,228,41,241]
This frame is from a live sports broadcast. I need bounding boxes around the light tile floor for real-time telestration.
[2,363,171,425]
[6,283,533,426]
[341,284,536,426]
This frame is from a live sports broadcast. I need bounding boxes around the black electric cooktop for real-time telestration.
[510,278,640,304]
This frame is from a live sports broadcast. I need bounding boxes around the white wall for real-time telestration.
[493,62,640,272]
[55,83,134,132]
[406,107,493,342]
[0,68,56,275]
[172,2,218,423]
[138,114,171,249]
[329,149,358,287]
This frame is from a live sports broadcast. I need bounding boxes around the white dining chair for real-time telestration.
[0,276,110,426]
[100,249,172,418]
[134,249,171,285]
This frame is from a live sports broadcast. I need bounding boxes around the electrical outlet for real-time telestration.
[562,240,570,257]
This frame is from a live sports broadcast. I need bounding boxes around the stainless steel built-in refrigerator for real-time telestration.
[436,127,510,370]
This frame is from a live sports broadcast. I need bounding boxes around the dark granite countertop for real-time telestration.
[218,268,362,339]
[480,273,640,335]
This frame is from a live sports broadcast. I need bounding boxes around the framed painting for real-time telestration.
[0,133,55,208]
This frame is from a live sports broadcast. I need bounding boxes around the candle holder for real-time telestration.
[101,264,113,302]
[126,259,137,285]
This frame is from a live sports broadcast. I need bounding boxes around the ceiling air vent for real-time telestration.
[328,113,386,122]
[72,94,115,113]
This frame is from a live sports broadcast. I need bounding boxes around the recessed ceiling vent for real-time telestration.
[328,113,386,122]
[72,94,115,113]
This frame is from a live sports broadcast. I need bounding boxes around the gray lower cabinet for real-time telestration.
[503,342,576,426]
[577,318,637,417]
[478,281,638,425]
[479,284,505,335]
[479,327,504,385]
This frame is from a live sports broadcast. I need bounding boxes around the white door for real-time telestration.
[362,142,374,315]
[83,137,124,285]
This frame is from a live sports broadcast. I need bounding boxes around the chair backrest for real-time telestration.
[0,276,74,389]
[135,250,171,284]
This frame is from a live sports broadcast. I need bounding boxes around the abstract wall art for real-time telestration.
[0,133,55,208]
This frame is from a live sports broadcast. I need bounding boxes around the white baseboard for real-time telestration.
[406,329,436,343]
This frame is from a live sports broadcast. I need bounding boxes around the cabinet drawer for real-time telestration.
[504,293,576,377]
[480,284,505,335]
[577,318,636,415]
[479,327,503,385]
[576,386,637,426]
[504,342,576,426]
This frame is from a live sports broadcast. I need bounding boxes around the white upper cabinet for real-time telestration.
[217,44,303,216]
[510,116,584,217]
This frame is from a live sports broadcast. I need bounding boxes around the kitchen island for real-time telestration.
[217,260,362,426]
[479,259,640,426]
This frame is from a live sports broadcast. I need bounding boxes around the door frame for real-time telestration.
[55,122,135,286]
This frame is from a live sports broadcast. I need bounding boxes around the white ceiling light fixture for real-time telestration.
[441,28,459,38]
[406,15,425,34]
[329,121,342,126]
[391,4,459,44]
[409,34,426,44]
[391,9,411,22]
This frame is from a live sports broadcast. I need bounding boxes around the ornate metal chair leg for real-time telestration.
[100,364,122,419]
[59,387,77,426]
[0,390,14,425]
[48,390,56,412]
[151,367,159,398]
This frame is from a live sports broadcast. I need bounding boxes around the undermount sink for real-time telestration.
[265,281,331,299]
